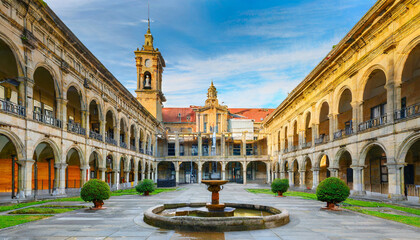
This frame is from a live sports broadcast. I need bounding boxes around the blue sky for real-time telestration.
[45,0,376,108]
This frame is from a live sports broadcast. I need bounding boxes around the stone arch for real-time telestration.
[394,35,420,85]
[0,128,25,160]
[65,144,85,165]
[333,85,353,113]
[359,141,389,166]
[88,150,102,180]
[333,147,354,168]
[292,159,299,186]
[303,156,313,188]
[397,133,420,164]
[358,64,388,102]
[0,33,25,76]
[33,63,62,99]
[65,147,83,189]
[32,138,61,164]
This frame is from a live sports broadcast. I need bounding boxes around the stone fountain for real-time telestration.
[143,182,290,231]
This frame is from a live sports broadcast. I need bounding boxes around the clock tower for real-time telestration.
[135,20,166,122]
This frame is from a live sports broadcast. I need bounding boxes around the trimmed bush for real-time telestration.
[136,179,155,195]
[316,177,350,207]
[80,179,111,208]
[271,178,289,196]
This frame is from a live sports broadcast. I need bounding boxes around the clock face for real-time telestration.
[145,59,152,68]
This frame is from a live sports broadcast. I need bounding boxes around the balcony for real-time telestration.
[302,141,312,149]
[105,136,117,146]
[315,134,329,145]
[333,127,353,140]
[139,148,144,154]
[130,145,136,151]
[358,115,387,132]
[120,141,127,149]
[394,103,420,121]
[289,145,297,152]
[33,111,62,128]
[67,120,86,135]
[89,130,103,141]
[146,150,153,156]
[0,99,26,117]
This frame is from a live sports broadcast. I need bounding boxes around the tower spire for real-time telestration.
[147,2,151,34]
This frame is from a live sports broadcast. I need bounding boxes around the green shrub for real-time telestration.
[135,179,155,195]
[80,179,111,202]
[271,178,289,195]
[316,177,350,204]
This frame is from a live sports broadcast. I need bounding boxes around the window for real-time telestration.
[370,103,386,119]
[380,157,388,183]
[202,145,209,156]
[246,144,253,155]
[167,143,175,156]
[180,144,184,156]
[233,144,241,156]
[191,144,198,156]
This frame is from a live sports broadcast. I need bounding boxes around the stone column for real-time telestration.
[17,159,35,199]
[350,101,360,134]
[175,162,179,185]
[288,170,294,187]
[198,134,202,156]
[299,170,306,189]
[197,113,201,132]
[329,168,338,178]
[387,164,405,200]
[311,124,317,147]
[266,162,271,184]
[385,83,395,124]
[280,171,285,179]
[61,99,68,130]
[134,161,139,186]
[112,169,119,190]
[175,133,180,157]
[25,80,35,120]
[242,131,247,156]
[147,162,151,179]
[328,114,334,142]
[154,164,158,183]
[221,162,226,181]
[351,166,365,195]
[83,110,89,133]
[99,167,106,181]
[198,162,202,183]
[221,134,226,157]
[59,163,67,195]
[312,168,319,189]
[243,164,247,185]
[80,165,89,186]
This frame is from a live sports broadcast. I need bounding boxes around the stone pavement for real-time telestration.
[0,183,419,240]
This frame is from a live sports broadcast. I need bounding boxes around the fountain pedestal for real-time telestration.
[200,180,234,216]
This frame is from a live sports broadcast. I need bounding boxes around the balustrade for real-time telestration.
[67,120,86,135]
[0,99,26,117]
[33,111,62,128]
[89,130,103,141]
[358,115,387,132]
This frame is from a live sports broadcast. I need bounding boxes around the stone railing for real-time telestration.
[67,120,86,135]
[130,145,136,151]
[33,111,62,128]
[105,136,117,146]
[315,134,329,145]
[394,103,420,120]
[302,141,311,149]
[358,115,387,132]
[89,130,103,141]
[0,99,26,117]
[120,141,127,149]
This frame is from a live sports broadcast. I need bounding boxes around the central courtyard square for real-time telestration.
[0,184,418,240]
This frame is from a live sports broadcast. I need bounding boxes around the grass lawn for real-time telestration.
[111,187,181,196]
[246,188,420,227]
[0,215,51,229]
[9,206,82,214]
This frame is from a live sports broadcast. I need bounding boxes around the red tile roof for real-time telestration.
[162,107,274,123]
[229,108,274,122]
[162,108,196,123]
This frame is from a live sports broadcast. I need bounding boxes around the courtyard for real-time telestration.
[0,184,418,240]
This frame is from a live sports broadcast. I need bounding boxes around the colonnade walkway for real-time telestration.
[0,184,419,239]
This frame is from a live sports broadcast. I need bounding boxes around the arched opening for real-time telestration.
[143,71,152,89]
[304,112,312,147]
[105,155,113,185]
[67,86,84,135]
[304,157,312,188]
[246,161,267,184]
[32,142,56,195]
[0,39,24,116]
[227,161,243,183]
[179,162,198,184]
[130,125,136,151]
[0,134,18,198]
[403,139,420,197]
[33,67,60,127]
[105,111,116,145]
[293,160,299,187]
[399,44,420,119]
[120,119,127,148]
[292,121,298,148]
[277,131,281,152]
[338,151,353,189]
[319,155,330,182]
[361,69,387,130]
[337,89,353,137]
[146,135,151,155]
[284,161,289,180]
[89,151,100,180]
[202,162,221,180]
[284,126,288,151]
[137,161,142,182]
[318,102,329,144]
[66,148,81,190]
[139,130,144,153]
[157,161,175,180]
[89,100,102,140]
[364,145,388,194]
[119,157,126,184]
[129,159,135,183]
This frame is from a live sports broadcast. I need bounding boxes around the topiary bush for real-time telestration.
[80,179,111,209]
[316,177,350,209]
[135,179,155,196]
[271,178,289,197]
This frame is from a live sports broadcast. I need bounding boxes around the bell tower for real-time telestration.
[135,18,166,122]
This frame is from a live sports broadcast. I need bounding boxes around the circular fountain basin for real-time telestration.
[143,202,289,232]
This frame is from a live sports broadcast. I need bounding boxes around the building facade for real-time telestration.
[263,0,420,201]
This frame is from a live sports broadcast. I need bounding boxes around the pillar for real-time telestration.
[198,162,202,184]
[59,163,67,194]
[221,162,226,181]
[280,170,285,179]
[311,124,317,147]
[299,170,306,189]
[312,168,319,189]
[288,170,294,186]
[99,167,106,181]
[350,101,360,133]
[241,132,246,156]
[351,166,365,195]
[221,134,226,157]
[80,165,89,186]
[17,159,35,198]
[175,133,180,157]
[328,114,334,142]
[61,99,68,130]
[134,161,139,185]
[198,134,202,156]
[266,162,271,184]
[154,163,158,183]
[385,82,395,124]
[25,80,35,120]
[329,168,338,178]
[387,164,405,200]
